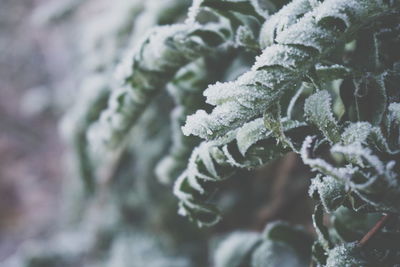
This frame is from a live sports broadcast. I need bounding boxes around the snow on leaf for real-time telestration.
[304,90,341,143]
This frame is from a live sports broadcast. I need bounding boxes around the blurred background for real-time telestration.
[0,0,72,260]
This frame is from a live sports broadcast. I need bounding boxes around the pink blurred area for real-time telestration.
[0,0,78,260]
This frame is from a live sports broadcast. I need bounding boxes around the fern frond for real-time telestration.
[175,118,306,226]
[88,0,266,149]
[155,59,209,184]
[183,0,393,140]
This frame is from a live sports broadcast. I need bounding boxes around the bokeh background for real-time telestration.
[0,0,71,259]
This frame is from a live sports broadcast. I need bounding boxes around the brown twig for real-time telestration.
[359,213,392,246]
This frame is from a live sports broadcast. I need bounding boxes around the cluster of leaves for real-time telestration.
[172,0,400,265]
[8,0,400,266]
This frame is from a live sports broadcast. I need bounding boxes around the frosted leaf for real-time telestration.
[370,126,396,153]
[341,122,397,156]
[276,13,336,53]
[316,0,390,35]
[264,104,296,149]
[198,142,221,178]
[326,243,367,267]
[235,25,259,50]
[213,232,261,267]
[332,143,386,179]
[312,204,332,251]
[182,102,257,139]
[302,130,400,213]
[315,64,350,82]
[184,69,300,139]
[278,0,390,52]
[173,171,194,200]
[182,110,212,137]
[259,0,314,49]
[341,122,372,145]
[253,44,313,71]
[301,136,350,180]
[236,117,297,163]
[388,102,400,123]
[185,0,203,24]
[177,118,303,225]
[174,131,241,226]
[286,83,307,119]
[155,59,210,185]
[139,26,191,72]
[385,102,400,150]
[304,90,340,143]
[180,202,222,228]
[204,81,254,106]
[174,169,223,227]
[309,175,346,213]
[248,68,298,90]
[221,145,247,168]
[236,118,269,155]
[315,0,363,31]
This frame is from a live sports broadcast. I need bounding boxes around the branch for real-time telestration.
[359,213,392,246]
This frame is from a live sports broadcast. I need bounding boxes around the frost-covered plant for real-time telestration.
[9,0,400,266]
[173,0,399,265]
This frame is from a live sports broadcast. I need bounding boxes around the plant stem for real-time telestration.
[359,213,392,246]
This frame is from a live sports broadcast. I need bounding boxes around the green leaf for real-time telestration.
[251,221,312,267]
[262,221,313,258]
[214,232,261,267]
[315,64,351,83]
[304,90,340,143]
[236,117,270,156]
[259,0,314,49]
[326,243,368,267]
[353,74,387,126]
[385,102,400,151]
[312,241,328,266]
[331,207,381,242]
[309,175,347,213]
[312,204,332,251]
